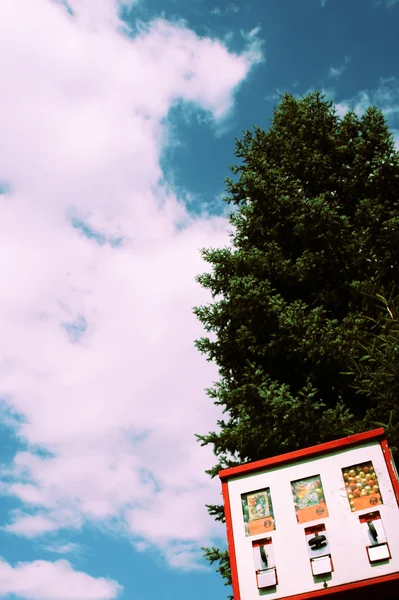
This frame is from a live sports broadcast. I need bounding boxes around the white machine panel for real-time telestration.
[224,438,399,599]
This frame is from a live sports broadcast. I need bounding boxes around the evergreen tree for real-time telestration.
[194,92,399,588]
[346,292,399,454]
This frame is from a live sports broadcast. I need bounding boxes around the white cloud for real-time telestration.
[3,506,84,538]
[4,513,69,538]
[0,0,261,572]
[392,129,399,149]
[330,77,399,148]
[209,3,244,16]
[43,542,83,555]
[378,0,399,6]
[327,56,349,81]
[227,3,240,12]
[0,558,121,600]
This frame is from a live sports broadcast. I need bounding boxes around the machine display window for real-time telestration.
[241,487,275,536]
[291,475,329,524]
[342,461,382,512]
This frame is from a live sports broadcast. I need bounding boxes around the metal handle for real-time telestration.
[368,521,378,543]
[308,534,327,550]
[260,545,268,567]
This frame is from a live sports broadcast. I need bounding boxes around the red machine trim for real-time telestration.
[380,438,399,507]
[219,429,385,481]
[221,480,241,600]
[276,572,399,599]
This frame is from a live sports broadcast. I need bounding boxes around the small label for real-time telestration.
[367,543,391,563]
[257,568,277,589]
[311,555,333,576]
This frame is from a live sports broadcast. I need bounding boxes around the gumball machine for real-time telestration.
[219,428,399,599]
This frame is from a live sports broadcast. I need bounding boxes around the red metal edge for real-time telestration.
[380,438,399,507]
[221,480,241,600]
[219,428,385,481]
[275,572,399,600]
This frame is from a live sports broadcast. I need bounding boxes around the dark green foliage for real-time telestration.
[194,92,399,589]
[346,292,399,455]
[202,547,232,588]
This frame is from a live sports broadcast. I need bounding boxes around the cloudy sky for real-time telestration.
[0,0,398,599]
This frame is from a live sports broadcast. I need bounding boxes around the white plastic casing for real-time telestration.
[257,569,277,588]
[225,440,399,599]
[311,556,333,576]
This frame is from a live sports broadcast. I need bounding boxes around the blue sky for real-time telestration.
[0,1,398,600]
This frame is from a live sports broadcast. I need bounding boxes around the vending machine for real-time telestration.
[219,428,399,599]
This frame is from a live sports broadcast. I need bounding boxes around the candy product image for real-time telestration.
[291,475,329,524]
[342,461,383,512]
[241,487,275,536]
